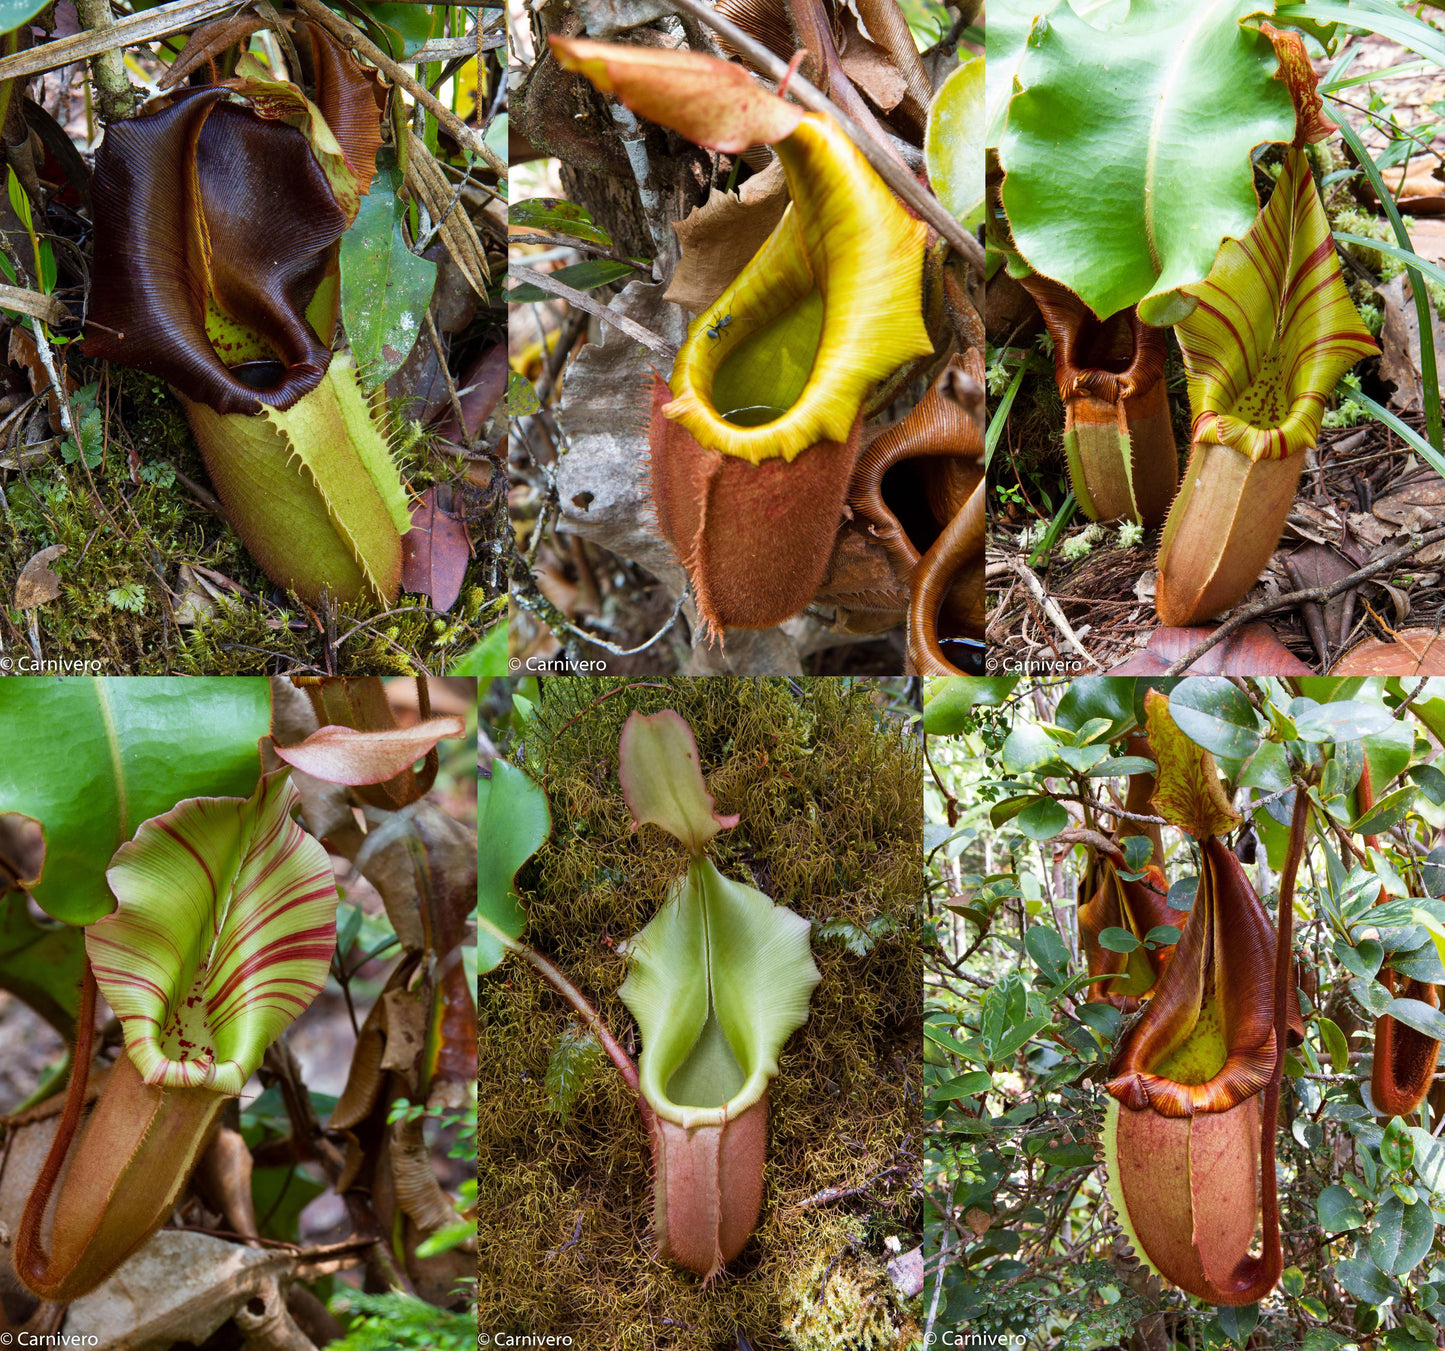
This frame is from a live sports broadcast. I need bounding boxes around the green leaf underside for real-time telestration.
[477,759,552,975]
[89,770,338,1095]
[1175,150,1378,462]
[0,679,271,926]
[925,56,985,225]
[996,0,1296,323]
[339,158,438,389]
[619,855,820,1129]
[619,710,737,855]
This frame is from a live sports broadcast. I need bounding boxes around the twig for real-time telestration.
[74,0,138,120]
[664,0,983,274]
[1163,524,1445,675]
[292,0,504,177]
[0,0,238,85]
[1001,554,1104,669]
[516,583,688,658]
[509,265,679,361]
[922,1228,952,1347]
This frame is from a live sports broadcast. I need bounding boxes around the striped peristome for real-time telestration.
[90,769,338,1096]
[1175,148,1377,464]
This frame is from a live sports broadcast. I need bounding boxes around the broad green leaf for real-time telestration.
[339,155,438,389]
[1385,997,1445,1044]
[507,369,541,417]
[448,620,510,676]
[1369,1194,1435,1276]
[1216,1304,1257,1348]
[0,678,271,926]
[1016,797,1069,841]
[1334,936,1382,981]
[1350,785,1419,836]
[1001,722,1061,775]
[508,197,614,248]
[1334,1255,1396,1304]
[1024,925,1070,982]
[996,0,1295,324]
[1166,679,1261,760]
[359,2,442,59]
[89,771,337,1095]
[921,677,1020,733]
[1318,1183,1365,1232]
[618,709,737,854]
[1317,1015,1350,1072]
[1296,699,1399,743]
[0,891,85,1039]
[477,759,552,976]
[925,57,984,226]
[930,1070,993,1102]
[1097,926,1140,953]
[1383,1115,1415,1174]
[618,854,820,1127]
[985,0,1063,149]
[1352,977,1393,1017]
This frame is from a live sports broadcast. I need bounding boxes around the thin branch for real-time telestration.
[1001,554,1104,669]
[509,265,679,360]
[1164,524,1445,675]
[515,582,688,658]
[664,0,983,274]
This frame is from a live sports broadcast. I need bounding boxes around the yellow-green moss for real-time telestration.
[478,678,923,1351]
[0,367,502,673]
[780,1229,922,1351]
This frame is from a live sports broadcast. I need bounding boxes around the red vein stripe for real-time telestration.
[1176,149,1377,463]
[91,770,338,1096]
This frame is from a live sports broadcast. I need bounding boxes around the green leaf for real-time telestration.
[6,166,31,234]
[1385,997,1445,1045]
[1055,677,1138,744]
[1334,935,1383,981]
[0,891,85,1039]
[619,854,820,1126]
[921,677,1020,733]
[1001,722,1061,775]
[1370,1194,1435,1276]
[1409,764,1445,807]
[1318,1183,1366,1232]
[1351,784,1419,835]
[1024,925,1069,982]
[1317,1015,1350,1073]
[1097,926,1140,954]
[925,56,984,226]
[1295,699,1399,743]
[1143,924,1180,947]
[447,620,510,676]
[1279,0,1445,67]
[1383,1115,1415,1175]
[1352,977,1394,1017]
[89,771,337,1095]
[339,156,438,390]
[1216,1303,1258,1348]
[1167,679,1261,760]
[930,1070,993,1102]
[359,2,441,59]
[996,0,1295,324]
[508,197,614,248]
[506,368,541,417]
[0,679,271,926]
[477,759,552,976]
[1334,1255,1396,1305]
[545,1025,604,1125]
[509,259,637,304]
[1016,797,1069,841]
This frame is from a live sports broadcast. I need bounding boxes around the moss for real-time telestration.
[478,679,923,1351]
[780,1234,922,1351]
[0,364,504,673]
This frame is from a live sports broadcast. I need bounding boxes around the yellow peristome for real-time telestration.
[664,112,933,464]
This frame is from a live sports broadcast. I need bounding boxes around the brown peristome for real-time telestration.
[849,360,984,673]
[652,1095,768,1281]
[647,375,861,638]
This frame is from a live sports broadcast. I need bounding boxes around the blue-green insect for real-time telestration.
[705,312,733,343]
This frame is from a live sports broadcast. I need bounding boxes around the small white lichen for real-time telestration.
[1116,519,1144,550]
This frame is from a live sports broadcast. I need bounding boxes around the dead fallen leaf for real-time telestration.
[14,543,65,608]
[8,326,76,432]
[1375,274,1445,414]
[1284,541,1357,663]
[1332,628,1445,675]
[662,159,789,315]
[837,8,907,112]
[1373,469,1445,531]
[400,486,470,611]
[1107,624,1313,674]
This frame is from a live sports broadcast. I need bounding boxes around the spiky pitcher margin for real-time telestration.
[1155,148,1378,628]
[84,24,409,607]
[617,710,821,1280]
[1101,691,1306,1306]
